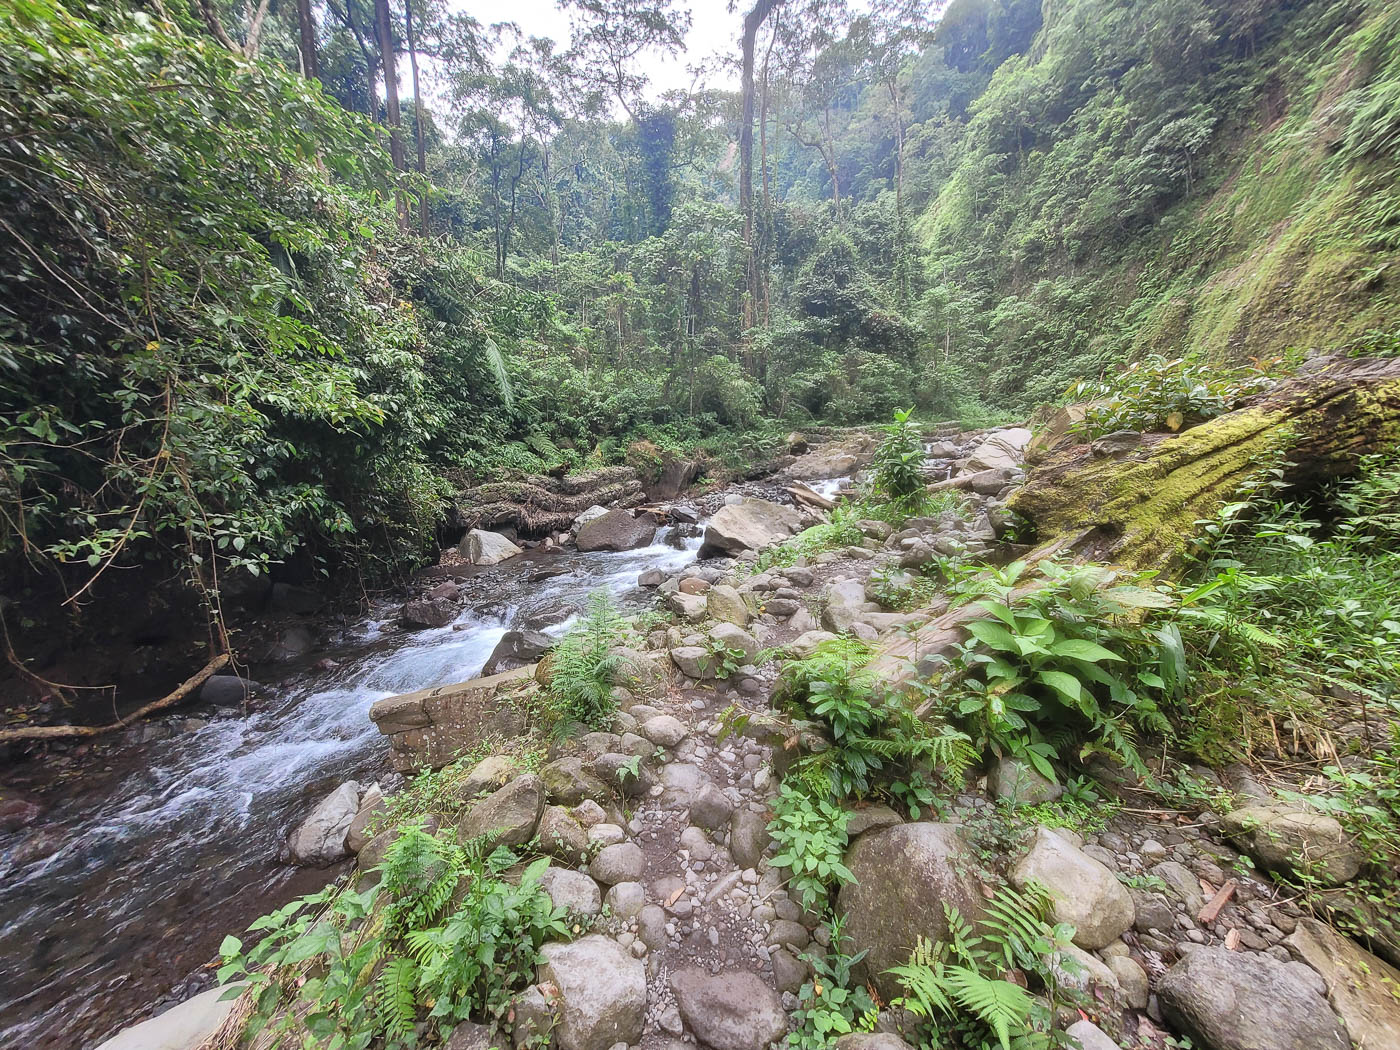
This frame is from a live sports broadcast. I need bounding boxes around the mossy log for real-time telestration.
[1008,356,1400,572]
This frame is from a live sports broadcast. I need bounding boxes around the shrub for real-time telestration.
[545,592,628,729]
[1065,355,1278,438]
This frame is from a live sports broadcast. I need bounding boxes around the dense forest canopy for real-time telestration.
[2,0,1398,622]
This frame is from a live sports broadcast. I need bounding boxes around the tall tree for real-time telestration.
[404,0,427,229]
[296,0,320,78]
[560,0,692,122]
[738,0,782,331]
[373,0,406,228]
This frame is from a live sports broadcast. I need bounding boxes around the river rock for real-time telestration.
[989,757,1062,804]
[345,783,384,853]
[1010,826,1133,949]
[707,584,750,626]
[1286,917,1400,1048]
[844,804,902,839]
[455,754,519,802]
[457,774,545,849]
[198,674,259,705]
[1158,946,1349,1050]
[689,782,735,831]
[93,984,245,1050]
[708,622,759,663]
[539,867,602,917]
[1063,1021,1117,1050]
[538,935,646,1050]
[1105,954,1149,1009]
[834,1037,915,1050]
[445,1021,498,1050]
[669,592,709,622]
[537,805,589,864]
[670,645,714,679]
[964,428,1033,473]
[401,597,457,629]
[605,881,647,920]
[700,499,801,557]
[540,757,610,805]
[641,714,688,747]
[590,841,645,885]
[572,505,609,532]
[482,630,555,675]
[822,579,868,633]
[287,780,360,866]
[838,823,985,998]
[670,968,787,1050]
[1222,804,1361,885]
[638,568,666,587]
[576,509,657,553]
[460,528,523,566]
[730,808,772,868]
[788,630,838,657]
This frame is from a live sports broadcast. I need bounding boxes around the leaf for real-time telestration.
[1035,669,1085,705]
[966,620,1019,653]
[1048,638,1123,662]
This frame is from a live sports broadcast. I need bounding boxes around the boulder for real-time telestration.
[788,630,839,657]
[481,630,554,676]
[460,528,523,566]
[1222,804,1361,886]
[590,841,645,885]
[510,985,558,1050]
[1286,917,1400,1049]
[834,1038,914,1050]
[198,674,259,705]
[401,597,457,629]
[1009,827,1133,949]
[964,428,1033,473]
[455,754,519,802]
[605,881,647,920]
[668,592,709,622]
[576,509,657,553]
[537,936,646,1050]
[708,622,759,663]
[539,867,602,917]
[989,757,1063,805]
[689,782,735,831]
[93,984,245,1050]
[457,775,545,850]
[537,805,589,864]
[572,505,610,532]
[700,499,802,557]
[844,804,902,839]
[1158,946,1349,1050]
[822,580,869,634]
[1063,1021,1118,1050]
[670,646,715,680]
[670,968,787,1050]
[638,568,666,588]
[540,757,610,805]
[345,783,384,854]
[286,781,360,867]
[838,823,985,999]
[641,715,689,747]
[730,809,773,868]
[707,585,750,626]
[445,1021,498,1050]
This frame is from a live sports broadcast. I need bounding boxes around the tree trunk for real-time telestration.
[404,0,428,231]
[296,0,320,78]
[739,0,780,332]
[373,0,406,225]
[1008,356,1400,572]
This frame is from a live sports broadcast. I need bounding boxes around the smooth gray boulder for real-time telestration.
[344,782,384,854]
[964,428,1033,473]
[670,645,714,680]
[822,579,868,634]
[708,622,759,663]
[538,936,646,1050]
[641,714,688,747]
[1063,1021,1118,1050]
[460,528,522,566]
[1158,946,1349,1050]
[286,781,360,867]
[787,630,839,657]
[540,757,609,805]
[670,968,787,1050]
[537,805,589,864]
[838,823,985,998]
[989,757,1063,804]
[1010,826,1133,949]
[706,584,750,626]
[94,984,245,1050]
[538,867,602,917]
[729,808,772,868]
[700,499,801,557]
[1222,804,1361,886]
[456,775,544,850]
[590,841,645,885]
[575,509,657,553]
[689,782,735,831]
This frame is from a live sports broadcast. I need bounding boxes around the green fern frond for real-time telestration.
[375,955,420,1039]
[943,967,1034,1050]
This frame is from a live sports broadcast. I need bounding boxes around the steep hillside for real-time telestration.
[917,0,1400,409]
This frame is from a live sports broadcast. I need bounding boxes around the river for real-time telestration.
[0,526,704,1049]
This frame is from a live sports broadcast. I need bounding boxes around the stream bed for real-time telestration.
[0,528,704,1049]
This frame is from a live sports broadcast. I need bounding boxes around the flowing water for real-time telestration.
[0,528,703,1049]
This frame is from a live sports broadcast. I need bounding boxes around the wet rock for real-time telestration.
[539,868,602,917]
[401,597,457,629]
[1286,917,1400,1049]
[1222,804,1361,886]
[671,968,787,1050]
[460,528,523,566]
[538,935,646,1050]
[457,774,545,850]
[1158,946,1348,1050]
[638,568,666,588]
[839,823,985,998]
[1010,826,1133,949]
[700,499,802,557]
[576,509,657,553]
[482,630,555,675]
[345,783,384,853]
[822,580,868,634]
[707,585,750,626]
[538,805,590,864]
[198,674,260,705]
[988,757,1063,804]
[287,780,360,866]
[590,842,645,885]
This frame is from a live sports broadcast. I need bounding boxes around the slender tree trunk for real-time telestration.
[822,103,841,214]
[373,0,406,226]
[242,0,273,58]
[194,0,238,52]
[739,0,780,333]
[404,0,428,231]
[296,0,320,79]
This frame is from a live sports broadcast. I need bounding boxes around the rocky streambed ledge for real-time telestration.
[92,424,1400,1050]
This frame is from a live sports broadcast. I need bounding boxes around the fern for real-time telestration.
[375,956,420,1041]
[944,967,1034,1050]
[546,591,628,728]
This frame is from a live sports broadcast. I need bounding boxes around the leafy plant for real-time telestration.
[888,884,1081,1050]
[545,592,628,729]
[768,782,856,910]
[788,916,877,1050]
[1065,355,1278,439]
[217,823,570,1047]
[871,407,928,509]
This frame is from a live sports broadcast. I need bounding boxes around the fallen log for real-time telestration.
[928,468,1004,494]
[0,652,230,743]
[1008,356,1400,571]
[786,482,836,510]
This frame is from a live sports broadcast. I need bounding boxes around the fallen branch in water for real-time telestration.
[0,652,230,743]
